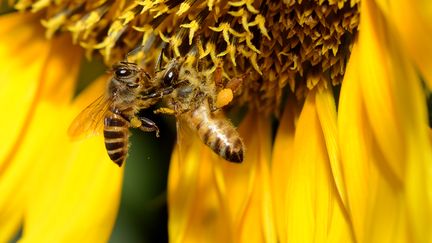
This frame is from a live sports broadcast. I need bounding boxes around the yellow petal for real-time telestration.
[282,92,353,242]
[339,43,411,243]
[0,13,48,169]
[168,123,234,243]
[358,0,414,182]
[375,0,432,89]
[271,97,298,243]
[315,84,347,207]
[21,76,123,242]
[168,112,276,243]
[0,12,58,241]
[355,0,432,241]
[0,11,123,241]
[218,112,276,243]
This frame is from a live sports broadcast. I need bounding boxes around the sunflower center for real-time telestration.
[15,0,360,113]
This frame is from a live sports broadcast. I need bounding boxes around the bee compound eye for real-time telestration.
[115,68,132,78]
[163,68,178,86]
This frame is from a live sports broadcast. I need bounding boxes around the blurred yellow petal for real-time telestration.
[168,112,276,243]
[168,124,233,243]
[375,0,432,89]
[282,91,353,243]
[0,12,48,168]
[21,76,123,242]
[339,43,411,243]
[271,97,297,243]
[354,0,432,241]
[0,12,60,241]
[218,112,276,243]
[0,12,123,242]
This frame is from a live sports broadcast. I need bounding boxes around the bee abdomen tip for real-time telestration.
[225,149,243,163]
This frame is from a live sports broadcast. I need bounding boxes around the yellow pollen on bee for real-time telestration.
[130,117,142,128]
[216,88,234,109]
[154,107,176,115]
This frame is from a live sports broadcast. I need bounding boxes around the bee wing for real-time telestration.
[174,116,198,167]
[68,95,112,139]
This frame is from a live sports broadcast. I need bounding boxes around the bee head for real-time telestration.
[162,66,179,87]
[112,62,142,89]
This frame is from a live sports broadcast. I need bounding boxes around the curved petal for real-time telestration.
[20,76,123,243]
[352,0,432,241]
[276,91,352,243]
[0,12,59,241]
[338,42,417,243]
[168,123,234,243]
[375,0,432,89]
[0,13,46,168]
[315,84,347,208]
[168,112,276,243]
[0,12,123,242]
[271,97,298,243]
[218,112,276,243]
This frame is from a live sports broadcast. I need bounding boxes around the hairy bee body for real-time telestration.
[69,62,164,167]
[182,101,243,162]
[103,108,130,166]
[155,56,245,163]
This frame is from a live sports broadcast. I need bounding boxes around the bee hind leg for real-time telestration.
[130,116,160,137]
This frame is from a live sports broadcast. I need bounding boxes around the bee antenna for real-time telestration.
[155,43,169,73]
[143,71,152,80]
[126,45,144,60]
[119,61,136,65]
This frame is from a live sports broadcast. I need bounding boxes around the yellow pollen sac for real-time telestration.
[216,88,234,109]
[130,117,143,128]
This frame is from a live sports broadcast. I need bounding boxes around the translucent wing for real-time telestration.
[68,95,112,139]
[174,115,198,168]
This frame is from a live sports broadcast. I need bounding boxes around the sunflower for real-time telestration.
[0,0,431,242]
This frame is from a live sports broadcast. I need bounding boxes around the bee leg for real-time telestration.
[213,60,225,89]
[140,80,189,100]
[140,85,175,99]
[129,116,160,137]
[226,72,247,94]
[139,116,160,137]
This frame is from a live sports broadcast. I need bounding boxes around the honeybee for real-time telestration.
[153,56,245,163]
[68,61,173,166]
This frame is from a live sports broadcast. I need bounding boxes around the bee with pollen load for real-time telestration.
[69,48,245,166]
[147,52,246,163]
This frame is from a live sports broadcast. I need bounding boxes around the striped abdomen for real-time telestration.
[103,110,129,166]
[184,105,244,163]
